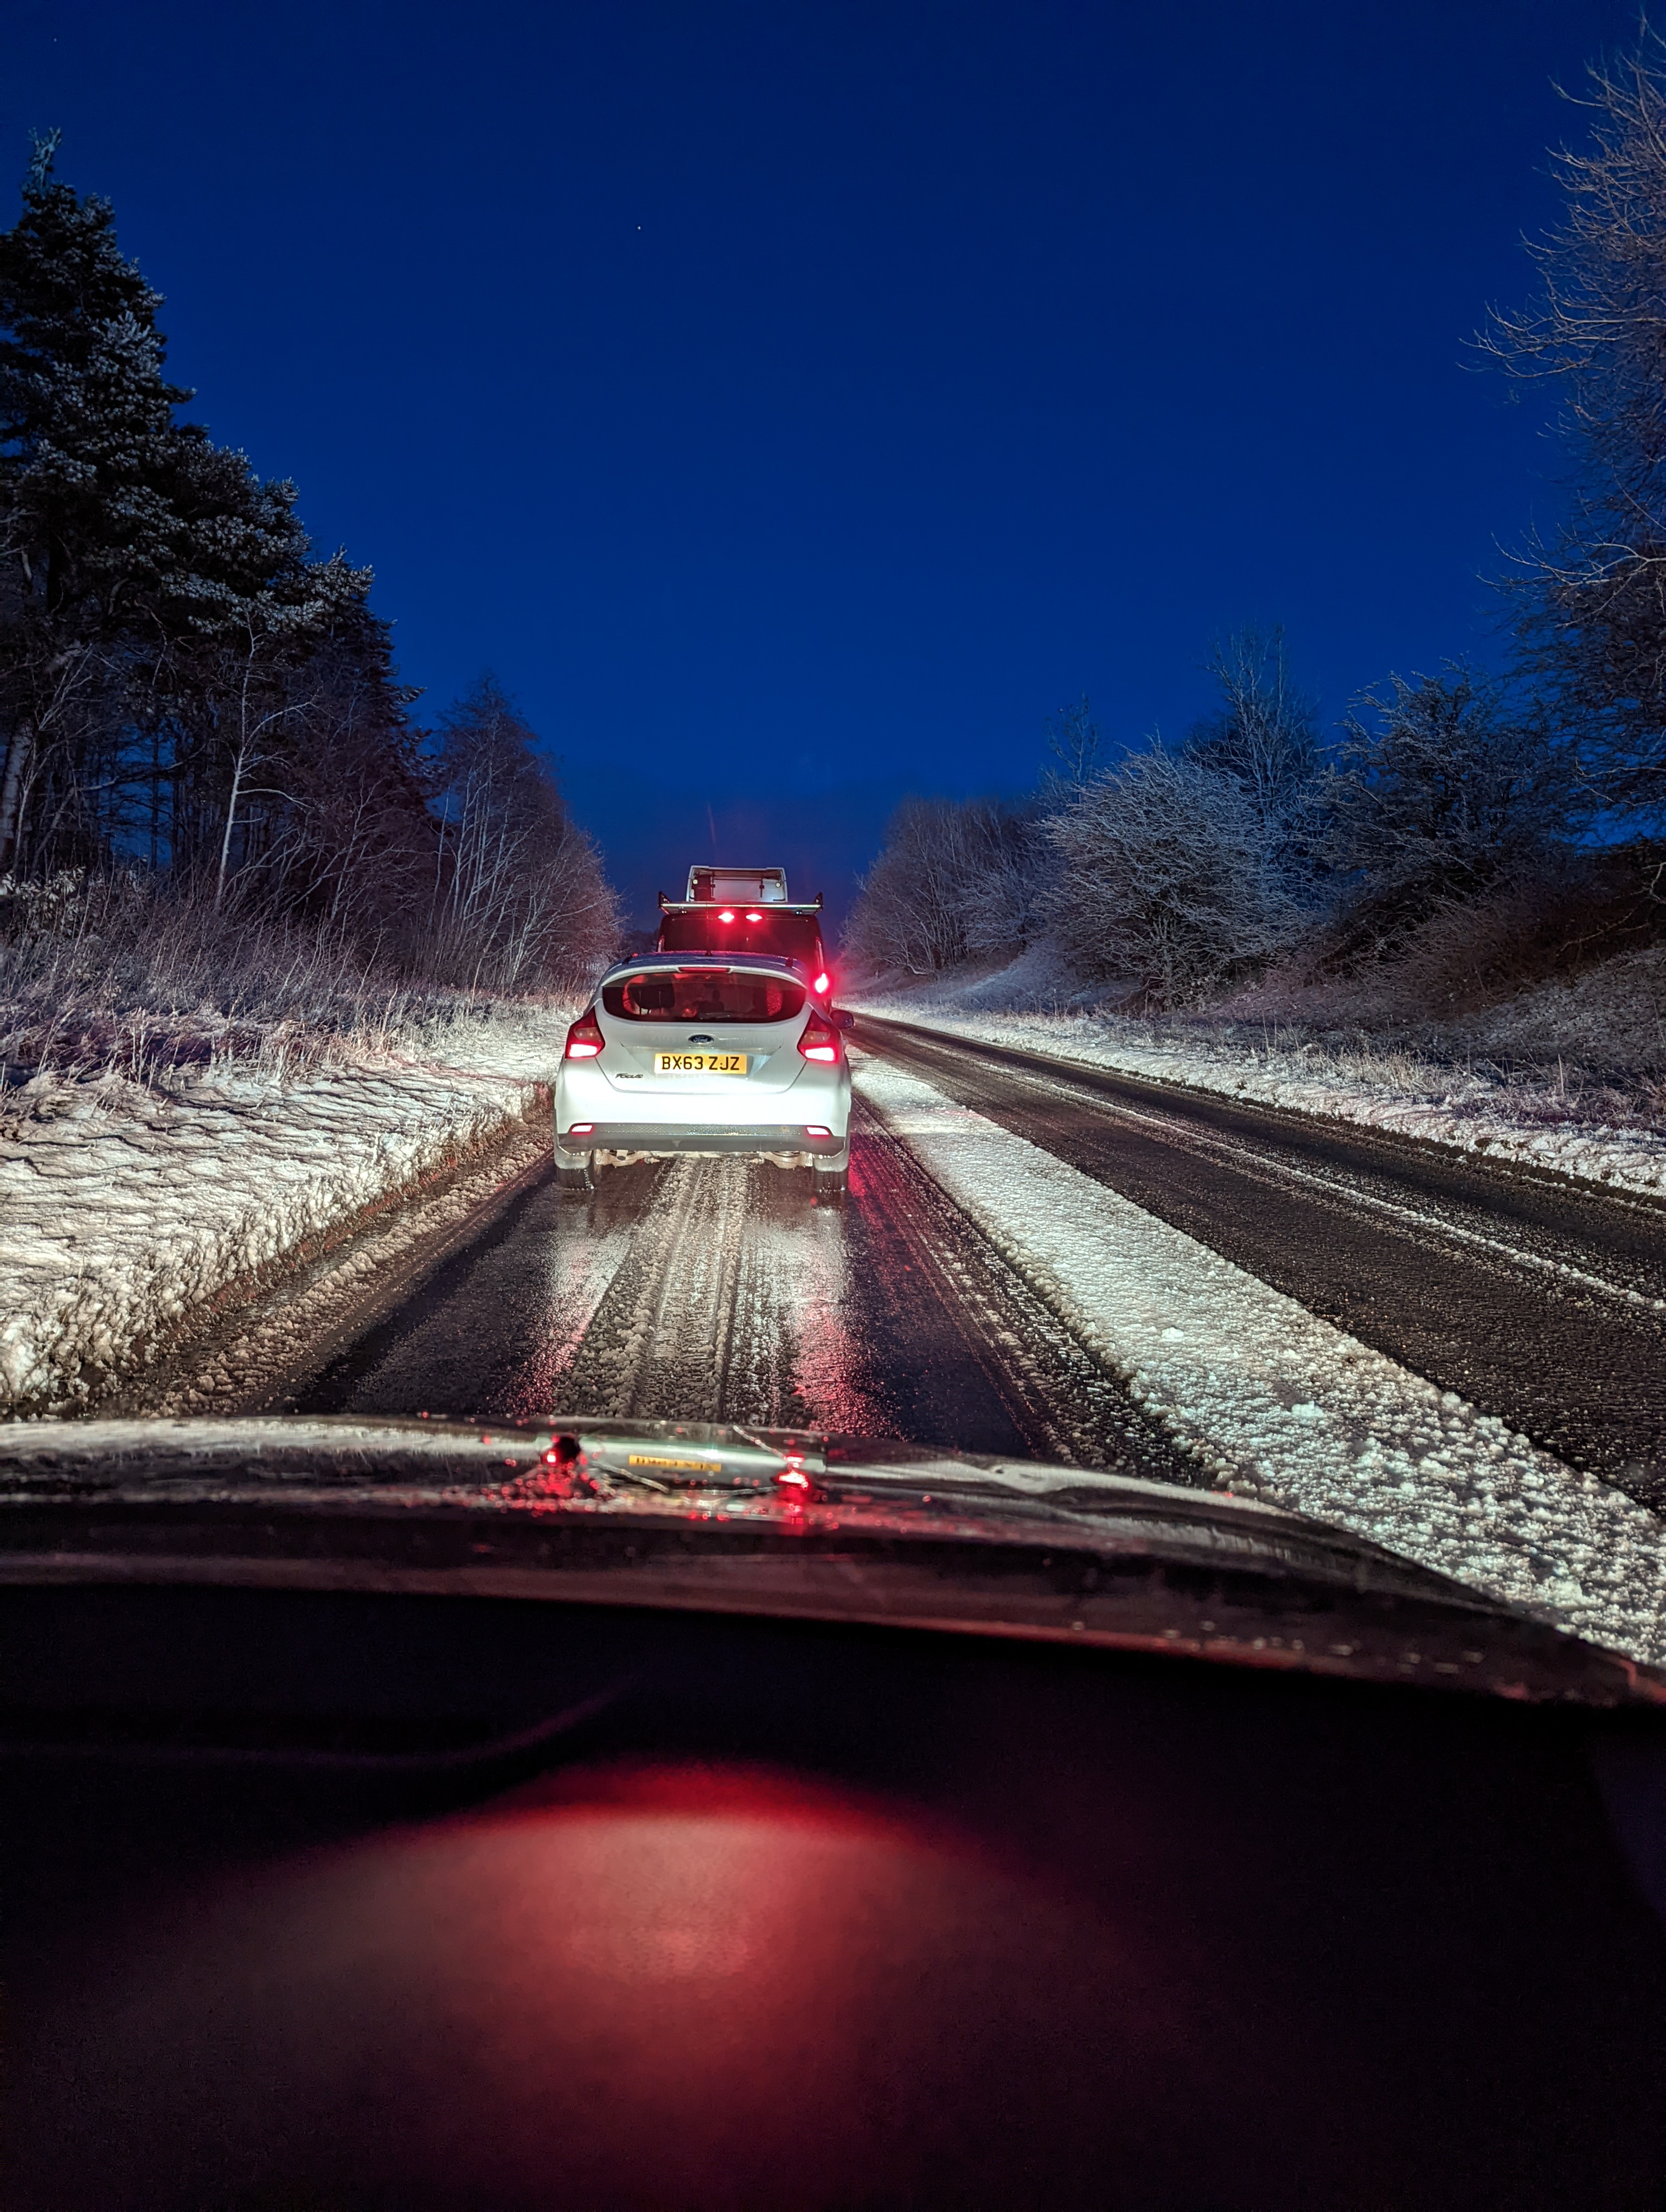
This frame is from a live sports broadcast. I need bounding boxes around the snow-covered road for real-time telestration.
[861,1012,1666,1499]
[852,1051,1666,1666]
[12,1013,1666,1664]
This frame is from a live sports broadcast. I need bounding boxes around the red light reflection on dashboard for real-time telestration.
[35,1758,1169,2208]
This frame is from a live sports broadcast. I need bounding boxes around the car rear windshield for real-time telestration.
[602,970,809,1024]
[657,909,824,963]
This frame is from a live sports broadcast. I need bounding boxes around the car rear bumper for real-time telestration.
[565,1122,847,1160]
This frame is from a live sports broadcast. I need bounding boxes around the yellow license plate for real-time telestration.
[652,1051,749,1075]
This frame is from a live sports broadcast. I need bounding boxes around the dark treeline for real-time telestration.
[849,37,1666,1036]
[0,137,615,996]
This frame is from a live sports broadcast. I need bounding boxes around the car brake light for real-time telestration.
[812,972,830,994]
[745,910,762,921]
[564,1012,605,1059]
[719,909,736,922]
[798,1012,841,1064]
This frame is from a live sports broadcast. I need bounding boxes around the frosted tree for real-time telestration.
[1480,31,1666,810]
[1326,667,1581,953]
[1044,745,1305,1005]
[845,795,1041,976]
[1186,626,1323,874]
[428,674,617,988]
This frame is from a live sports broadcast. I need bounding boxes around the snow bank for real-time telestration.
[0,1006,568,1417]
[852,989,1666,1202]
[853,1056,1666,1665]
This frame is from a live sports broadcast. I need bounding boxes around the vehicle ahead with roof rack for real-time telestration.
[558,864,852,1201]
[655,863,835,1005]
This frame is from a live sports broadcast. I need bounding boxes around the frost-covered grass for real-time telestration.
[853,1055,1666,1665]
[851,942,1666,1200]
[0,1000,573,1418]
[0,869,593,1090]
[0,877,585,1415]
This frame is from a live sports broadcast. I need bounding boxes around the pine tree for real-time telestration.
[0,132,198,861]
[0,134,368,874]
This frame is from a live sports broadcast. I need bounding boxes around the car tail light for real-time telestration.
[804,1126,831,1137]
[719,909,736,923]
[745,910,762,921]
[564,1012,605,1059]
[812,971,830,994]
[567,1123,594,1136]
[798,1012,841,1063]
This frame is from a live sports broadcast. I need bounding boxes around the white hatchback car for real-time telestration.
[555,955,854,1202]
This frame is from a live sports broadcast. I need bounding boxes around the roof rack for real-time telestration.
[658,892,823,913]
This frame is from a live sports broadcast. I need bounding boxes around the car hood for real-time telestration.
[1,1413,1660,1707]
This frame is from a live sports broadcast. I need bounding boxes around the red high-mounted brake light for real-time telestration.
[564,1012,605,1059]
[798,1011,841,1064]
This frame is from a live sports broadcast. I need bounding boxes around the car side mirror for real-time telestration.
[834,1008,855,1031]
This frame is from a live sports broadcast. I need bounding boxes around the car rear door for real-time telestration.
[597,967,810,1098]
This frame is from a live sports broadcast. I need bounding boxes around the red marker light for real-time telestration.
[777,1467,811,1490]
[719,909,736,923]
[563,1012,605,1059]
[745,910,763,921]
[567,1122,594,1136]
[812,972,830,994]
[804,1126,831,1137]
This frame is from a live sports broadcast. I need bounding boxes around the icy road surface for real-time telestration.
[114,1025,1666,1664]
[862,1014,1666,1503]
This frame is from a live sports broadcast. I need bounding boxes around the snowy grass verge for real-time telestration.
[0,1001,571,1418]
[853,1056,1666,1666]
[852,972,1666,1201]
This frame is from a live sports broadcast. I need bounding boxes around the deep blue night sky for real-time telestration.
[3,0,1642,930]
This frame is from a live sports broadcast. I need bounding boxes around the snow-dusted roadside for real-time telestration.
[853,1055,1666,1666]
[853,995,1666,1203]
[0,1006,569,1418]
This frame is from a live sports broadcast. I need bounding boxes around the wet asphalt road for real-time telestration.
[860,1015,1666,1506]
[285,1101,1193,1484]
[182,1017,1666,1509]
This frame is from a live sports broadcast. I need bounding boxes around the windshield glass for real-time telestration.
[601,969,807,1023]
[3,21,1665,1694]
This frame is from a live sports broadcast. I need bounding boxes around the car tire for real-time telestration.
[812,1166,848,1207]
[555,1161,594,1195]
